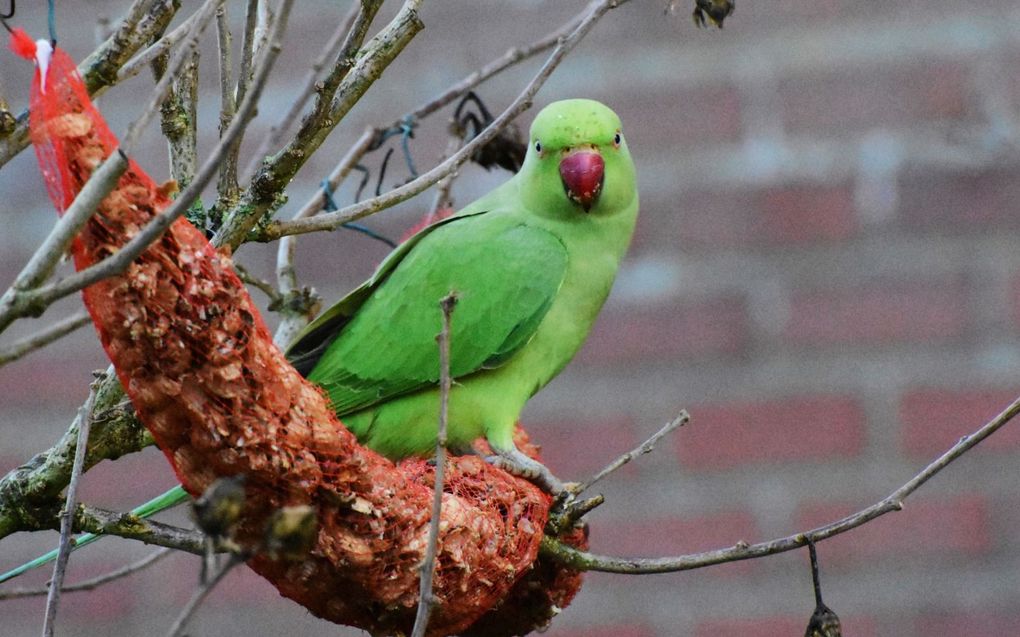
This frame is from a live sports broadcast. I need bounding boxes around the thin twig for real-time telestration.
[166,554,242,637]
[117,6,202,82]
[41,373,104,637]
[405,7,586,128]
[245,0,361,173]
[153,47,200,189]
[258,0,633,241]
[0,0,291,333]
[271,128,376,347]
[214,3,237,207]
[233,262,282,305]
[427,133,466,217]
[214,0,405,249]
[123,0,223,154]
[235,0,260,105]
[577,410,690,494]
[0,310,91,368]
[410,293,457,637]
[0,548,171,600]
[542,393,1020,574]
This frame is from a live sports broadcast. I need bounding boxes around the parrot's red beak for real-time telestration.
[559,150,604,212]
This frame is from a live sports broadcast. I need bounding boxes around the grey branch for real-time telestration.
[214,0,411,249]
[0,310,91,368]
[123,0,223,154]
[245,1,362,177]
[403,5,586,128]
[0,548,170,600]
[578,410,690,494]
[410,293,457,637]
[74,505,206,555]
[117,5,204,83]
[41,373,103,637]
[542,393,1020,574]
[166,555,242,637]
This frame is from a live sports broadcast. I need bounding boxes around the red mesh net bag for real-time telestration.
[9,29,587,636]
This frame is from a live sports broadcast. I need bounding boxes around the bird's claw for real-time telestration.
[485,448,565,495]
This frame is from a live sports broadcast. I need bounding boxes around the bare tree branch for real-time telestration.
[0,548,171,600]
[410,293,457,637]
[542,394,1020,574]
[72,505,205,554]
[0,375,148,541]
[403,7,586,129]
[214,3,239,209]
[41,373,103,637]
[0,310,91,368]
[153,48,200,189]
[166,555,242,637]
[577,410,690,495]
[123,0,223,154]
[271,128,375,347]
[117,5,204,83]
[215,0,410,249]
[245,1,362,176]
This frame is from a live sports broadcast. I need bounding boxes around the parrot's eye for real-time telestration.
[613,132,622,147]
[534,140,542,154]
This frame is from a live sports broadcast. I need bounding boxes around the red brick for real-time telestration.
[651,189,760,252]
[621,84,742,149]
[781,63,971,136]
[529,419,638,480]
[784,280,968,347]
[645,184,855,253]
[795,495,991,563]
[677,395,866,471]
[578,296,750,366]
[900,167,1020,232]
[694,615,876,637]
[592,511,759,559]
[899,387,1020,458]
[757,184,857,244]
[915,611,1020,637]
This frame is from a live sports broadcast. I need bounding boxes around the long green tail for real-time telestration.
[0,484,190,584]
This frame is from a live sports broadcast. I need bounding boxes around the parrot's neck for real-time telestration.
[511,189,639,396]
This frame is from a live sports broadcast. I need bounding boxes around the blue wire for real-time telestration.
[399,115,418,178]
[47,0,55,44]
[319,179,396,248]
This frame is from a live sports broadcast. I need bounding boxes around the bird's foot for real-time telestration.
[486,447,567,495]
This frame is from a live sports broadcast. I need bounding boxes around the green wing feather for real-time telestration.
[296,212,568,417]
[286,210,488,376]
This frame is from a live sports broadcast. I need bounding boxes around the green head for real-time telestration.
[518,99,636,218]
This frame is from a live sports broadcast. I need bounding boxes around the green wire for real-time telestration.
[0,484,190,584]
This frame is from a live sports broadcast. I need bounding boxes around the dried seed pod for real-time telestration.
[689,0,735,28]
[191,475,247,540]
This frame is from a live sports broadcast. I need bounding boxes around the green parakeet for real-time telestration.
[287,98,639,492]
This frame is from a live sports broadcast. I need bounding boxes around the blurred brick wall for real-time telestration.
[3,1,1020,636]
